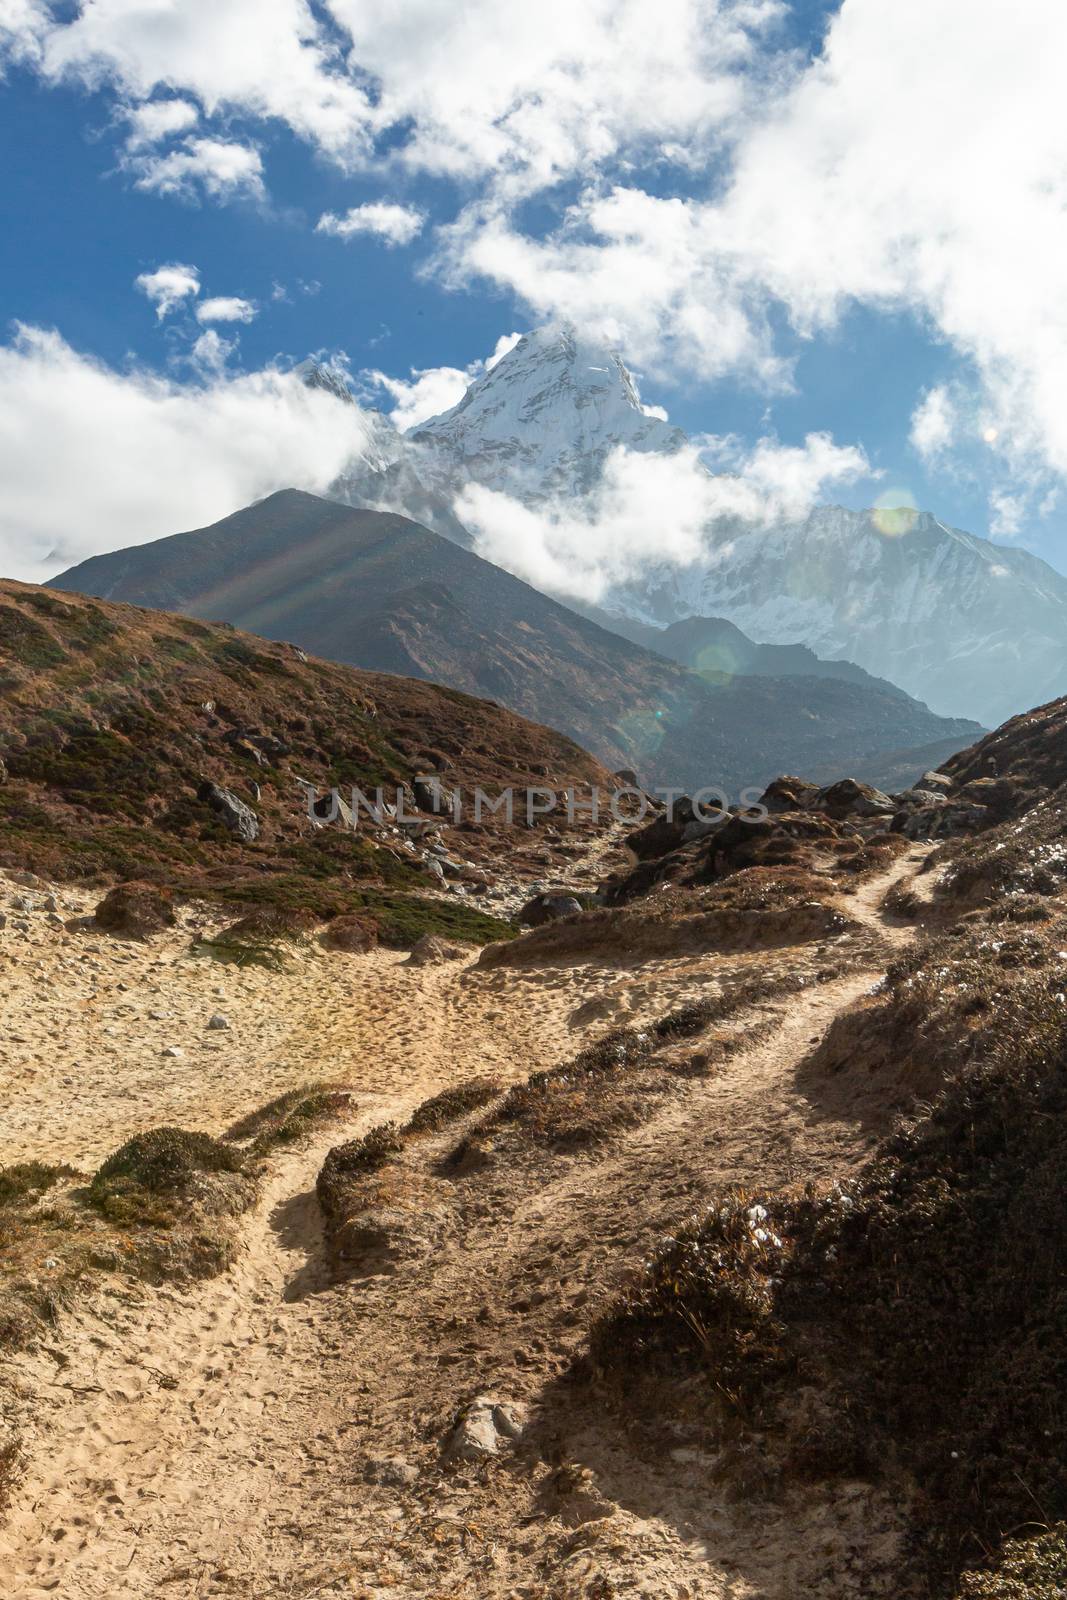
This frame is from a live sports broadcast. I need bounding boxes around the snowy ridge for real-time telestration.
[414,326,686,496]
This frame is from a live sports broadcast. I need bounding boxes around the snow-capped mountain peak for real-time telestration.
[413,325,686,497]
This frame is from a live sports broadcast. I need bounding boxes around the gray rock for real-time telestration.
[518,892,583,927]
[442,1396,527,1464]
[197,782,259,843]
[207,1013,231,1031]
[363,1455,418,1488]
[162,1045,184,1058]
[921,770,954,792]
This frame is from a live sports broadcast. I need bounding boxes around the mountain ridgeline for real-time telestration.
[50,490,982,796]
[322,326,1067,729]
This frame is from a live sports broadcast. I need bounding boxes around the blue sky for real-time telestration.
[1,1,1065,581]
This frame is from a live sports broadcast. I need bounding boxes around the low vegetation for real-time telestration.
[592,901,1067,1595]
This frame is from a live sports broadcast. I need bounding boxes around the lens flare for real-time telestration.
[982,425,999,444]
[872,487,919,538]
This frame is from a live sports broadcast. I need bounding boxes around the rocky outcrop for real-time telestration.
[197,782,260,843]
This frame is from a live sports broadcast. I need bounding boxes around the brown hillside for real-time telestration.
[0,580,614,941]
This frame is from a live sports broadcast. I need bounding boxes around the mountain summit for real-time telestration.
[414,326,686,497]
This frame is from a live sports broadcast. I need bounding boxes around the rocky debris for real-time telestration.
[321,915,378,953]
[162,1045,183,1059]
[94,882,178,940]
[442,1396,527,1465]
[412,777,457,815]
[197,781,259,843]
[206,1013,230,1031]
[814,778,896,819]
[613,767,639,786]
[921,770,954,792]
[519,891,584,927]
[893,802,991,841]
[363,1455,418,1488]
[405,934,465,966]
[544,1463,619,1528]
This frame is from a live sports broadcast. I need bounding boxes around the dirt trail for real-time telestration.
[1,848,932,1600]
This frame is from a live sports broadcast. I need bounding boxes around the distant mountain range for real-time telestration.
[51,489,980,795]
[317,326,1067,728]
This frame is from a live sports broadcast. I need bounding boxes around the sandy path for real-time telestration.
[1,849,931,1599]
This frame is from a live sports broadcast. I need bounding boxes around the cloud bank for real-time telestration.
[0,325,375,583]
[456,434,872,603]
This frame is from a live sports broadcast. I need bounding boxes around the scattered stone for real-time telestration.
[197,781,259,843]
[519,891,583,927]
[442,1396,527,1464]
[363,1455,419,1488]
[162,1046,183,1058]
[207,1013,231,1031]
[405,934,465,966]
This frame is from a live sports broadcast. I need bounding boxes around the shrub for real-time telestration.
[94,880,178,939]
[317,1124,406,1226]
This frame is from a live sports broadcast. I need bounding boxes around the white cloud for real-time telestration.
[0,324,378,582]
[365,364,471,432]
[135,262,200,319]
[7,0,783,194]
[188,328,236,375]
[196,296,257,324]
[910,386,957,461]
[130,137,265,202]
[364,331,524,431]
[988,489,1025,539]
[456,433,873,603]
[124,96,199,148]
[316,201,425,246]
[485,332,522,371]
[37,0,371,160]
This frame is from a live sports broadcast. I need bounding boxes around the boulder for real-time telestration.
[197,782,259,843]
[94,881,177,940]
[921,770,954,792]
[412,777,457,815]
[758,775,821,814]
[442,1396,527,1465]
[892,802,990,840]
[405,933,465,965]
[613,768,639,786]
[814,778,896,819]
[892,787,949,809]
[518,892,583,927]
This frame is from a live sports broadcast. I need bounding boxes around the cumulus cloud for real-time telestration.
[6,1,781,191]
[316,201,425,246]
[130,137,265,202]
[910,386,957,461]
[0,324,377,582]
[196,296,257,324]
[456,433,873,603]
[124,97,199,148]
[135,262,200,319]
[364,331,524,431]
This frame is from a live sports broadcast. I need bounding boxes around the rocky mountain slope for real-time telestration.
[49,490,981,794]
[329,325,1067,729]
[612,505,1067,727]
[413,325,686,497]
[0,577,615,940]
